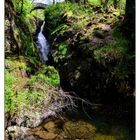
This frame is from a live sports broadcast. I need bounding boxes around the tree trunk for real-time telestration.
[121,0,135,51]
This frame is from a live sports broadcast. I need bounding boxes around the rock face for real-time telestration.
[5,1,20,55]
[44,3,135,106]
[5,0,38,57]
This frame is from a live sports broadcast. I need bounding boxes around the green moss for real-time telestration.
[5,59,27,71]
[94,31,129,63]
[5,62,60,114]
[29,65,60,86]
[58,43,68,56]
[45,66,60,85]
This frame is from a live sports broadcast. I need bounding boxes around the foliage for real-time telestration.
[5,58,71,127]
[45,2,125,43]
[5,59,27,70]
[51,43,69,62]
[10,0,40,56]
[45,2,125,65]
[34,65,60,85]
[5,65,60,115]
[22,35,36,56]
[5,70,16,113]
[58,43,68,55]
[45,2,94,32]
[12,0,32,15]
[14,18,36,56]
[45,66,60,85]
[45,3,95,61]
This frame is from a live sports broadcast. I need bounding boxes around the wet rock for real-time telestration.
[7,126,30,135]
[43,121,56,132]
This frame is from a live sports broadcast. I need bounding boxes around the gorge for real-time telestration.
[5,0,135,139]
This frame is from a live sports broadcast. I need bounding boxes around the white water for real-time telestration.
[37,21,50,63]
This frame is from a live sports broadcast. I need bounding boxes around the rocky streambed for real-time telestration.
[5,111,135,140]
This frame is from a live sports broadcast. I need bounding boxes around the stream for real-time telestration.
[37,21,50,63]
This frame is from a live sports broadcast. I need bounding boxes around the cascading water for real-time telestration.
[37,21,50,63]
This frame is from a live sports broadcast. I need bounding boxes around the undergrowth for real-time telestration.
[5,59,60,116]
[5,70,15,113]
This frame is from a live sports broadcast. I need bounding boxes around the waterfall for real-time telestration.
[37,21,50,63]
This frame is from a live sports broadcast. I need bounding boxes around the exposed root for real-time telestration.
[14,83,78,128]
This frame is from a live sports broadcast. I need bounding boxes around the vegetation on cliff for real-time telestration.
[44,1,135,132]
[5,0,135,139]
